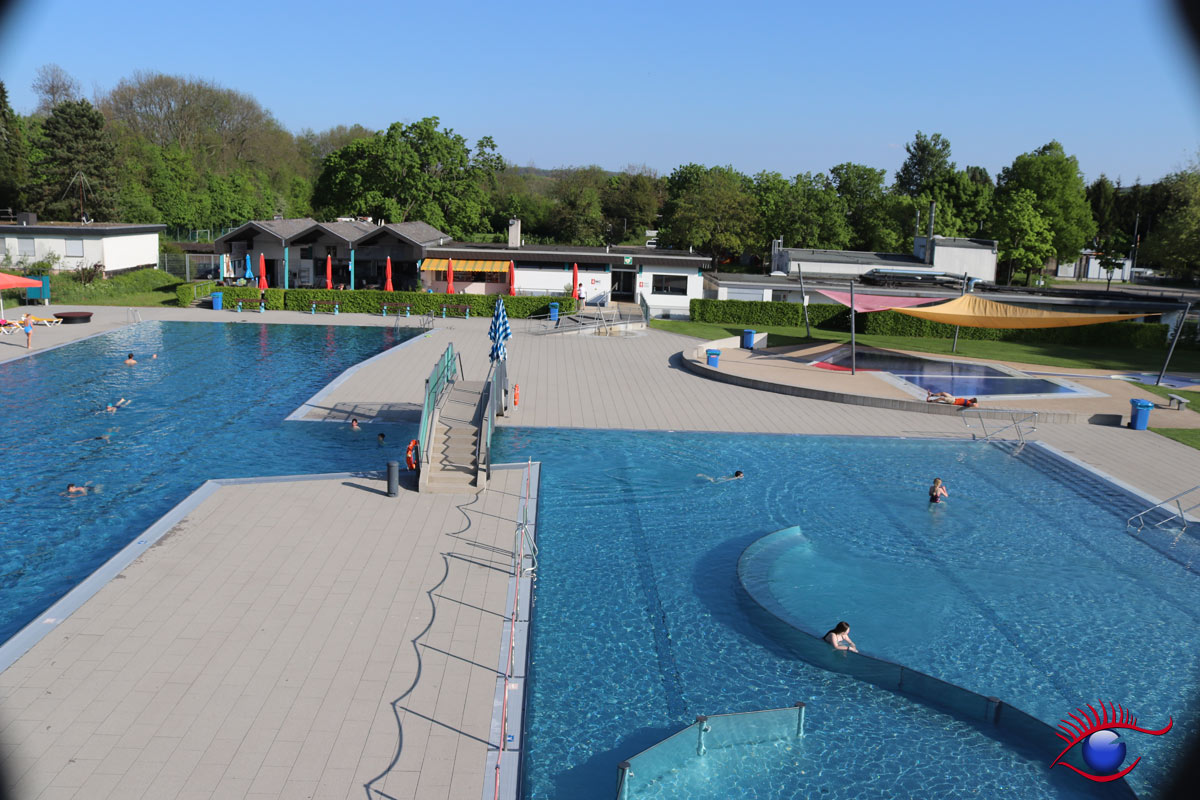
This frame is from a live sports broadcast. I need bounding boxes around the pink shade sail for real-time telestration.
[258,253,268,289]
[508,260,516,296]
[571,263,579,299]
[818,290,939,313]
[446,258,455,295]
[325,254,333,290]
[384,256,394,292]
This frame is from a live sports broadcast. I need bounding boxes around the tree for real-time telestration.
[659,165,754,262]
[548,166,607,245]
[894,131,955,197]
[1096,231,1132,290]
[0,80,29,210]
[991,189,1055,285]
[312,117,499,238]
[601,166,662,243]
[830,162,901,251]
[995,141,1096,265]
[1139,166,1200,278]
[1087,174,1119,239]
[36,99,116,221]
[753,171,850,252]
[31,64,80,115]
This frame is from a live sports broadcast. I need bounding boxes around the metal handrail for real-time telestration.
[418,343,459,467]
[191,280,216,302]
[125,308,144,324]
[962,410,1038,443]
[1127,485,1200,532]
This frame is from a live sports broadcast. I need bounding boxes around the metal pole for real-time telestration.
[952,271,967,353]
[1156,301,1192,386]
[798,266,811,338]
[850,280,856,375]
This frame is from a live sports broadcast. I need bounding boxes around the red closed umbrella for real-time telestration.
[325,254,332,290]
[258,253,268,289]
[384,256,394,292]
[508,260,516,296]
[446,258,455,295]
[571,263,579,301]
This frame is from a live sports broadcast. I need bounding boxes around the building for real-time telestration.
[1057,250,1139,282]
[0,217,164,273]
[215,218,711,318]
[771,234,998,284]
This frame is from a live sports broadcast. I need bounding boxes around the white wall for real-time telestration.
[100,232,159,271]
[639,266,701,318]
[1061,253,1132,281]
[929,243,997,281]
[2,232,157,272]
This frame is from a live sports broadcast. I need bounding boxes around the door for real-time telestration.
[611,270,635,299]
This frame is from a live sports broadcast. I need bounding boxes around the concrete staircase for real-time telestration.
[421,381,485,493]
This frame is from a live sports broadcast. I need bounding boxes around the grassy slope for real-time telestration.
[649,319,1200,374]
[2,269,184,308]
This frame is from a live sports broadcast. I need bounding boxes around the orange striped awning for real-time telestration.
[421,258,511,273]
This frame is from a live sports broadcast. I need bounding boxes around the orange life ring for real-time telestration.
[514,384,519,407]
[406,439,418,470]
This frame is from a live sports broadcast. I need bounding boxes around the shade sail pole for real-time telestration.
[850,279,856,376]
[1156,301,1192,386]
[951,271,968,353]
[798,266,811,338]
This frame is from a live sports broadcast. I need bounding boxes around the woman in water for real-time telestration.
[929,477,948,504]
[823,621,858,652]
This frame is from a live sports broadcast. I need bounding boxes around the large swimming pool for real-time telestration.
[0,321,419,643]
[492,429,1197,799]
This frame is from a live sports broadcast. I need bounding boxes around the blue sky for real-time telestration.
[2,0,1198,185]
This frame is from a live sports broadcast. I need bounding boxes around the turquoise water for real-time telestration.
[492,429,1198,799]
[0,321,420,643]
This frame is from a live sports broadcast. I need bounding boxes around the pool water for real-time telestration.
[815,349,1087,398]
[0,321,420,643]
[491,429,1198,799]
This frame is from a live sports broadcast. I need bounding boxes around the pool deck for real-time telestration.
[3,304,1200,799]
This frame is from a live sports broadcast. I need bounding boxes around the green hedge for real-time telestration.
[689,298,849,330]
[174,281,219,308]
[215,287,285,310]
[281,289,573,318]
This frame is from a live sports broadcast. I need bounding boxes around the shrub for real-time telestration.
[282,289,573,318]
[689,298,850,331]
[24,253,60,276]
[76,263,105,286]
[217,287,285,310]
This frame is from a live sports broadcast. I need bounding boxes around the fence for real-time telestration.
[418,343,460,470]
[158,253,221,282]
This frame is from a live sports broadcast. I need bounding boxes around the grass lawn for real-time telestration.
[649,319,1200,374]
[1150,428,1200,450]
[2,268,184,308]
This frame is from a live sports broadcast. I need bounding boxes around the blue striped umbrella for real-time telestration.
[489,296,512,362]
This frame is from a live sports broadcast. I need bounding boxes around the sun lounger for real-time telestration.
[0,320,20,335]
[28,316,61,326]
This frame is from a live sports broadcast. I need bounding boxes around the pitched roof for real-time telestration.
[386,221,450,245]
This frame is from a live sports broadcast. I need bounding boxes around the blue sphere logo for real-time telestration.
[1082,730,1126,775]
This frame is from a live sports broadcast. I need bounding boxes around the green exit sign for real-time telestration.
[623,256,633,265]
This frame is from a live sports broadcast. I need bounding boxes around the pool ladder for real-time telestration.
[1127,485,1199,533]
[126,308,144,324]
[962,410,1038,445]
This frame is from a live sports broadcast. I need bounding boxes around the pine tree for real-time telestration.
[38,99,117,221]
[0,81,29,211]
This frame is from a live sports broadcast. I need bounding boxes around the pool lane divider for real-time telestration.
[483,461,540,800]
[0,469,384,675]
[286,326,442,422]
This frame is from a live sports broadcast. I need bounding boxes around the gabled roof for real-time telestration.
[215,218,317,246]
[354,221,451,248]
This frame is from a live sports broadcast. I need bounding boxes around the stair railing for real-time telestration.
[1127,485,1200,532]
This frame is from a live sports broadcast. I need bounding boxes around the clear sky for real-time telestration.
[2,0,1198,185]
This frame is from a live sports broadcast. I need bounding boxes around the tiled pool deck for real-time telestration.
[2,305,1199,799]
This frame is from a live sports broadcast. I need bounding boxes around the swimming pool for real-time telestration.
[491,429,1197,799]
[0,321,420,643]
[812,347,1099,400]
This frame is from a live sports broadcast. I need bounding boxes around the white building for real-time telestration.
[1057,250,1134,282]
[771,235,998,284]
[0,220,164,273]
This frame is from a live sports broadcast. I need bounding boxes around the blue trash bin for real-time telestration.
[706,349,720,367]
[1129,398,1154,430]
[549,302,560,322]
[742,329,756,349]
[211,291,223,311]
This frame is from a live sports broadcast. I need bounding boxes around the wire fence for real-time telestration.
[158,254,221,282]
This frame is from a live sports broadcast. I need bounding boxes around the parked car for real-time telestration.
[645,238,657,249]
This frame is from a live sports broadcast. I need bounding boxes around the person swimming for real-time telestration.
[104,398,130,413]
[698,470,744,483]
[929,477,948,504]
[65,483,88,496]
[823,621,858,652]
[377,433,386,445]
[350,418,361,431]
[124,353,137,365]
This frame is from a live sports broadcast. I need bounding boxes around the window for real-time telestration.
[65,238,84,258]
[17,238,34,258]
[299,247,313,260]
[651,274,688,295]
[771,290,790,302]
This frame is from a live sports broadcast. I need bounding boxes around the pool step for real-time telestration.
[422,381,485,494]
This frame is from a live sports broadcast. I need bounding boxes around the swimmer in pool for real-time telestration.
[929,477,948,504]
[65,483,88,496]
[377,433,386,445]
[350,418,361,431]
[124,353,137,365]
[823,621,858,652]
[698,470,744,483]
[104,398,130,413]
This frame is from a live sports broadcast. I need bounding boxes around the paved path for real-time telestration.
[2,305,1198,799]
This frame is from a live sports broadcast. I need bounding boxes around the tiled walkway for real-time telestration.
[2,305,1198,799]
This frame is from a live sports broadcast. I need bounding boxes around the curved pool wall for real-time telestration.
[736,526,1136,797]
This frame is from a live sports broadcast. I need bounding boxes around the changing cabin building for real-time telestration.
[0,215,164,273]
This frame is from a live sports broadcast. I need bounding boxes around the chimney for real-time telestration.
[507,218,522,249]
[925,202,936,264]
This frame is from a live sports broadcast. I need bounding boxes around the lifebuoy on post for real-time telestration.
[514,384,519,407]
[406,439,418,470]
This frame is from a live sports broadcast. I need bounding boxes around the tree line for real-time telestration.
[0,65,1196,281]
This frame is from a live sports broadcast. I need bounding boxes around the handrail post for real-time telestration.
[795,701,806,738]
[695,716,709,755]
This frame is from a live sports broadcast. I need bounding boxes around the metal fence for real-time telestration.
[158,253,221,282]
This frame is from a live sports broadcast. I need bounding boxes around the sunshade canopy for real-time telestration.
[892,293,1152,329]
[0,273,43,290]
[421,258,509,272]
[819,291,940,313]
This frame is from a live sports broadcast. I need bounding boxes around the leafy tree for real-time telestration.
[549,166,607,245]
[830,162,901,251]
[1096,231,1132,290]
[753,171,850,252]
[660,165,754,262]
[1139,166,1200,278]
[991,188,1055,285]
[0,80,29,210]
[1087,174,1119,239]
[36,99,116,220]
[312,117,499,238]
[995,141,1095,265]
[947,167,994,237]
[894,131,955,197]
[31,64,80,115]
[601,166,662,242]
[298,124,375,171]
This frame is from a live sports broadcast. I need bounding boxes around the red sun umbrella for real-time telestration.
[0,272,43,319]
[446,258,455,295]
[508,260,516,296]
[384,256,394,292]
[258,253,268,289]
[325,254,332,290]
[571,263,579,300]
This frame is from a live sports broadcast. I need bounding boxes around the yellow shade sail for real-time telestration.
[420,258,511,273]
[892,293,1154,329]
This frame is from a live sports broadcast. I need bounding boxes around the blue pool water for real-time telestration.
[0,321,420,643]
[817,349,1084,397]
[491,429,1198,799]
